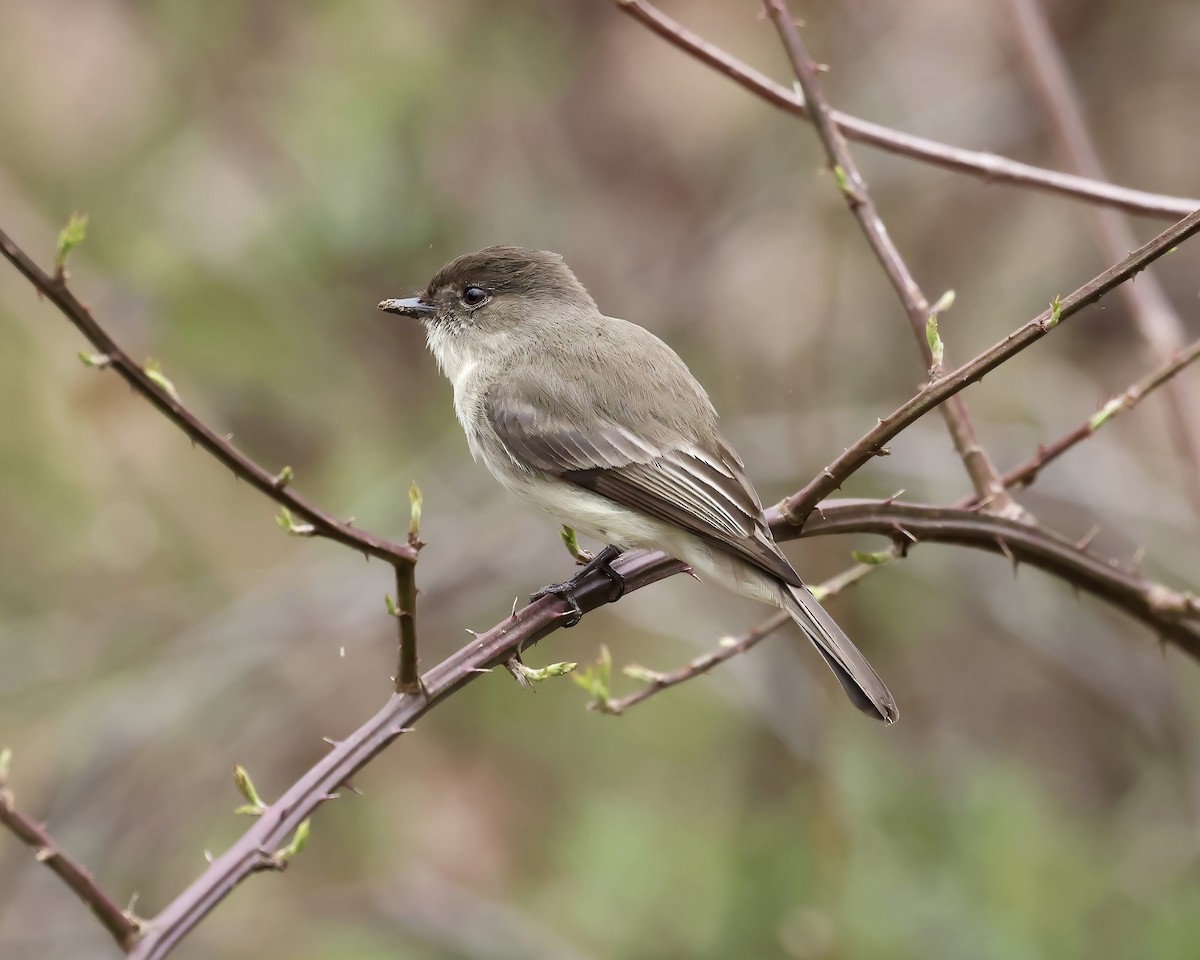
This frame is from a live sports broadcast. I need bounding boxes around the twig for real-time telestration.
[393,563,420,694]
[612,0,1198,219]
[0,225,417,569]
[605,611,790,714]
[126,548,686,960]
[121,489,1199,957]
[607,546,893,714]
[962,337,1200,504]
[0,756,140,950]
[781,205,1200,526]
[1007,0,1200,513]
[762,0,1021,517]
[785,499,1200,655]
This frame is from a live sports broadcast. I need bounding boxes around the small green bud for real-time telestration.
[55,213,88,273]
[408,481,423,540]
[275,507,315,537]
[143,358,180,401]
[78,351,111,368]
[623,664,667,684]
[273,465,294,489]
[276,819,310,863]
[571,644,613,707]
[513,660,578,682]
[1045,295,1063,329]
[925,313,944,369]
[559,525,591,563]
[1088,396,1125,431]
[233,764,265,815]
[930,289,956,315]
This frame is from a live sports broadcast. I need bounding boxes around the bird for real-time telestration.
[379,245,897,723]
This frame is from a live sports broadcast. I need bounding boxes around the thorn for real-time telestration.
[321,736,340,746]
[341,781,363,796]
[892,523,918,544]
[468,666,494,674]
[204,850,214,863]
[995,536,1018,573]
[883,488,906,505]
[1129,546,1147,575]
[1075,525,1101,551]
[339,646,345,658]
[465,628,480,638]
[510,596,521,618]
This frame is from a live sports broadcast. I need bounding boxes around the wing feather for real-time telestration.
[486,388,802,586]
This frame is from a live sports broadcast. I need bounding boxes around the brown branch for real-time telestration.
[0,225,417,569]
[1007,0,1200,513]
[126,548,686,960]
[0,757,140,950]
[781,205,1200,526]
[606,547,893,714]
[612,0,1199,219]
[963,336,1200,505]
[131,478,1200,957]
[604,611,791,715]
[762,0,1020,517]
[783,499,1200,656]
[393,564,420,694]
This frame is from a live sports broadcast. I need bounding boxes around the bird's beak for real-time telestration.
[378,297,436,318]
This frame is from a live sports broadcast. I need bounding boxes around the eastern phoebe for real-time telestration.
[380,246,897,723]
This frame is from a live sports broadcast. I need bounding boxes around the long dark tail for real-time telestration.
[778,582,898,723]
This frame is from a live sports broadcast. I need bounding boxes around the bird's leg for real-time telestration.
[530,544,625,627]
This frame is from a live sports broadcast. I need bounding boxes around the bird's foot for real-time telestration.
[530,544,625,627]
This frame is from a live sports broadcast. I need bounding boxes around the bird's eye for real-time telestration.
[462,286,488,306]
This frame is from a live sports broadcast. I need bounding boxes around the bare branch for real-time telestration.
[1007,0,1200,512]
[785,500,1200,656]
[0,755,140,951]
[781,206,1200,526]
[607,547,892,714]
[612,0,1199,219]
[762,0,1021,516]
[0,225,418,569]
[964,337,1200,504]
[126,549,687,960]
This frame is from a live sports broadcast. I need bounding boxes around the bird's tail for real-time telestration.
[778,582,898,724]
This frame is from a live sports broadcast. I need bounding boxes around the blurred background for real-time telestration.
[2,0,1200,957]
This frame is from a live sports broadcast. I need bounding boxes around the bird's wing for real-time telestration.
[486,385,802,586]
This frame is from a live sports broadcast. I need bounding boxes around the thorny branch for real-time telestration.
[0,226,417,570]
[782,205,1200,526]
[613,0,1199,219]
[1006,0,1200,513]
[5,186,1200,953]
[0,755,140,950]
[126,487,1200,960]
[762,0,1020,517]
[963,337,1200,506]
